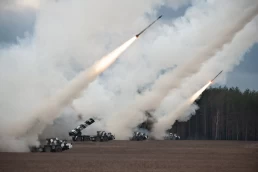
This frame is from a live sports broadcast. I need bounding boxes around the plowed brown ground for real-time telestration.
[0,141,257,172]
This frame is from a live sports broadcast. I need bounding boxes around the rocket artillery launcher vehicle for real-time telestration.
[69,118,95,141]
[69,118,115,142]
[164,132,181,140]
[30,138,73,152]
[90,131,115,142]
[130,131,148,141]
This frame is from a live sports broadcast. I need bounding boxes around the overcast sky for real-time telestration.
[0,2,257,91]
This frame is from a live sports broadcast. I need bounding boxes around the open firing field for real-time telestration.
[0,141,257,172]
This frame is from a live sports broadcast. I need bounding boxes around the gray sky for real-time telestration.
[225,44,258,91]
[0,2,257,91]
[0,1,36,45]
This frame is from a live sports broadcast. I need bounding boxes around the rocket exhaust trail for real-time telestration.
[22,36,137,138]
[144,5,258,111]
[136,15,162,37]
[152,81,213,139]
[189,81,212,103]
[21,13,164,139]
[19,15,163,143]
[153,72,224,139]
[190,70,223,103]
[122,6,258,138]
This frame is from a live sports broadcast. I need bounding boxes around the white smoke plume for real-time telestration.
[0,136,30,152]
[0,34,137,149]
[0,0,175,152]
[0,0,258,152]
[152,81,212,138]
[152,14,258,138]
[105,0,258,139]
[20,36,137,143]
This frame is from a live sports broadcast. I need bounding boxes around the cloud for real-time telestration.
[165,0,192,10]
[0,0,37,44]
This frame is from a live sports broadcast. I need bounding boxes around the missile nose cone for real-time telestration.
[158,15,162,19]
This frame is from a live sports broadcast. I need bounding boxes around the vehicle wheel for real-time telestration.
[44,146,51,152]
[55,146,62,152]
[103,136,108,142]
[96,137,101,142]
[74,136,81,141]
[30,147,37,152]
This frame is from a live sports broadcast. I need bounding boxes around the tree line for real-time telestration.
[169,87,258,141]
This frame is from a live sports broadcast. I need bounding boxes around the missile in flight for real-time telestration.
[136,15,162,38]
[211,70,223,82]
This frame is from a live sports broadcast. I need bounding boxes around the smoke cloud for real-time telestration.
[152,11,258,138]
[21,36,136,143]
[105,0,258,139]
[152,81,212,139]
[0,0,167,152]
[0,0,258,152]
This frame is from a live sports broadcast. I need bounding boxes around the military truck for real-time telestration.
[107,132,115,140]
[164,133,181,140]
[90,131,115,142]
[130,131,148,141]
[69,117,115,142]
[30,138,72,152]
[69,118,95,141]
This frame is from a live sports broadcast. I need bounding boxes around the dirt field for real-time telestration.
[0,141,257,172]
